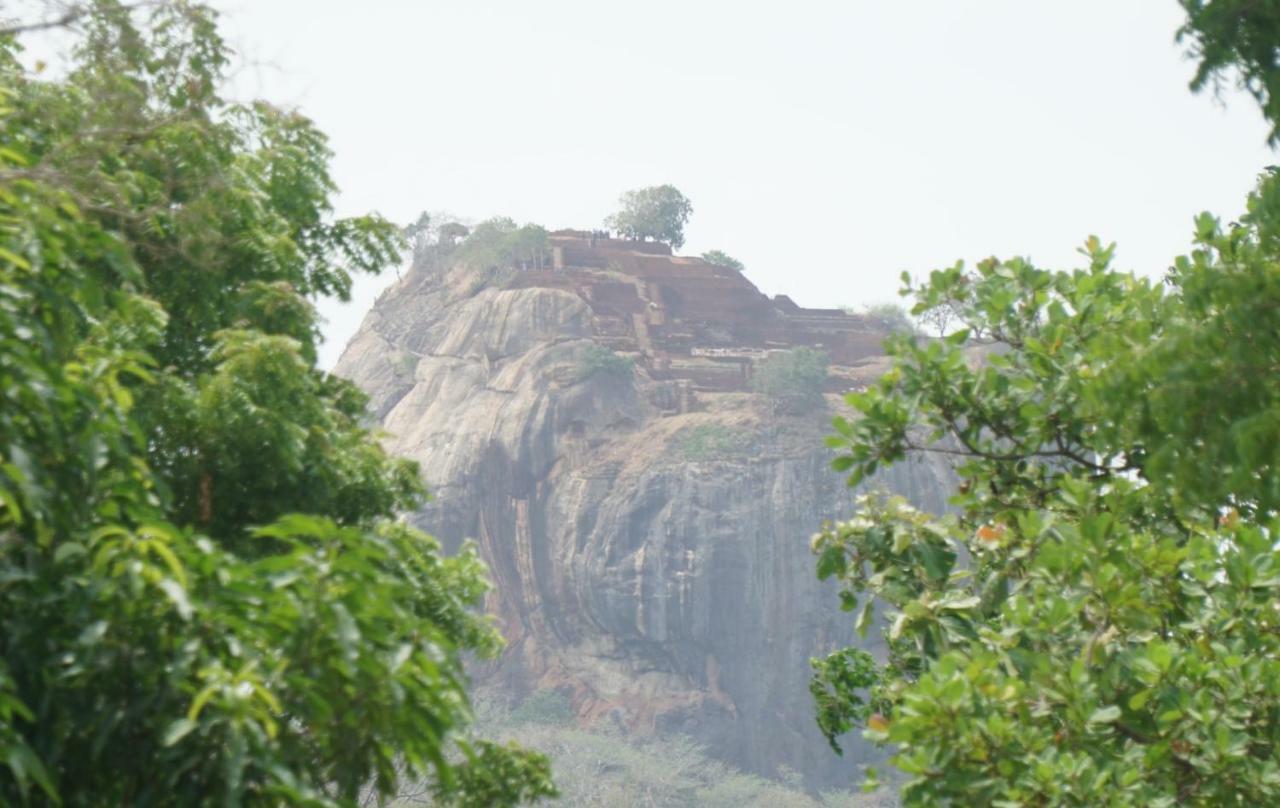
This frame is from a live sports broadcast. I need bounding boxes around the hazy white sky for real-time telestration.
[210,3,1269,365]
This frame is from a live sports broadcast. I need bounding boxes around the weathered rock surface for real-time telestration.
[335,235,954,785]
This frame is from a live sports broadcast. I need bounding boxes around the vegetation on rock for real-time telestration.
[509,690,577,727]
[605,184,694,249]
[702,249,745,271]
[576,343,635,381]
[456,217,551,273]
[753,347,830,415]
[678,423,756,461]
[0,3,551,805]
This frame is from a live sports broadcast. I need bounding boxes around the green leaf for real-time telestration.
[854,599,874,638]
[939,594,980,611]
[816,546,846,580]
[53,542,87,563]
[5,743,59,804]
[0,246,31,270]
[161,718,198,747]
[945,328,970,345]
[77,620,108,646]
[157,579,193,621]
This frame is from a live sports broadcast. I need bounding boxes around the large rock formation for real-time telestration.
[335,232,954,785]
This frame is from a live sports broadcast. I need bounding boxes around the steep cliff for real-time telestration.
[335,233,954,785]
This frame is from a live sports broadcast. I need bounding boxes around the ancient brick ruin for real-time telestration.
[504,230,890,393]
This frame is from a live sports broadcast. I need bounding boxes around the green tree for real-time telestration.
[701,249,744,271]
[605,184,694,249]
[810,5,1280,804]
[0,3,552,805]
[815,222,1280,805]
[456,217,550,273]
[511,222,551,270]
[752,347,829,415]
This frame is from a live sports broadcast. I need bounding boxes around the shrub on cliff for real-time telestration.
[0,4,551,805]
[679,424,755,461]
[605,185,694,249]
[810,6,1280,802]
[702,250,745,271]
[753,348,830,415]
[577,344,635,381]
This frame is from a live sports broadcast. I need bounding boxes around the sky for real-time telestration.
[45,1,1280,367]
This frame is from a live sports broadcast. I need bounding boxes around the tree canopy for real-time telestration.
[0,2,552,805]
[811,3,1280,803]
[455,217,550,272]
[604,185,693,249]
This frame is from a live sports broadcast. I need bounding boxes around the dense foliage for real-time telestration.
[811,4,1280,803]
[0,2,552,805]
[455,217,550,273]
[816,214,1280,804]
[813,171,1280,808]
[605,184,693,249]
[753,347,830,415]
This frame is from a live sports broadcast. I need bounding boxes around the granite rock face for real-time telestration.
[335,235,954,784]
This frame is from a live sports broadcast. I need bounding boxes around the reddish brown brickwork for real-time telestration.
[504,231,890,391]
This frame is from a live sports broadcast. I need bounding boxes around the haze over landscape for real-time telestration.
[200,1,1275,367]
[9,2,1280,806]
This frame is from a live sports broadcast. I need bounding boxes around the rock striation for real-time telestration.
[335,232,954,785]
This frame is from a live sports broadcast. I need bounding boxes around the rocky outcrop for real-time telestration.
[335,237,954,786]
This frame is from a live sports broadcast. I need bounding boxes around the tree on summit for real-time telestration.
[605,185,694,249]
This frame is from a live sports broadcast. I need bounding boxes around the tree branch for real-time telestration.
[1,1,166,38]
[0,6,84,37]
